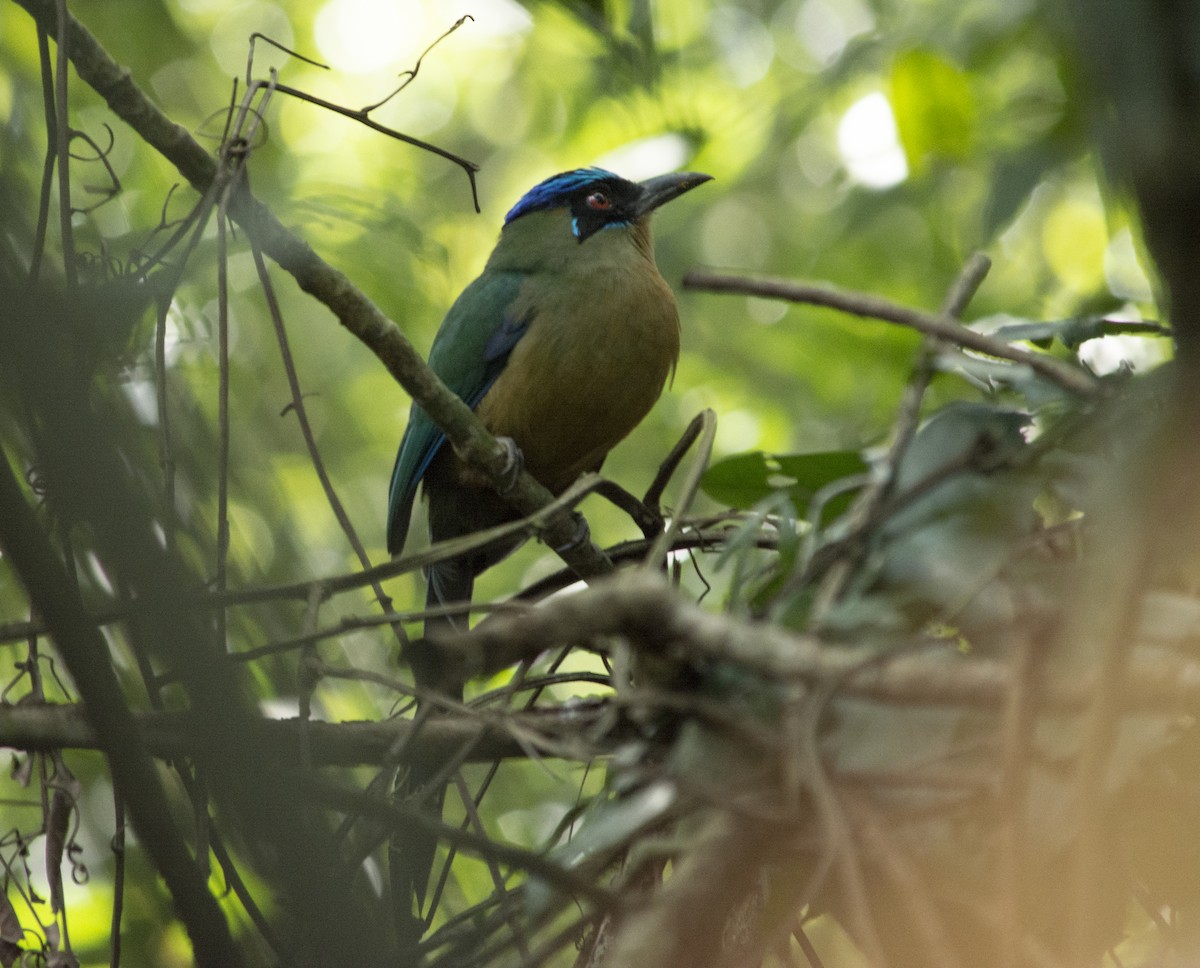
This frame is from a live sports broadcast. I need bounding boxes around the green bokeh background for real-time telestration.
[0,0,1162,963]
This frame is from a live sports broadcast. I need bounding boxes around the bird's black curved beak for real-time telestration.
[635,171,713,217]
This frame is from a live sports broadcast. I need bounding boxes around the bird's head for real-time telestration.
[503,167,712,244]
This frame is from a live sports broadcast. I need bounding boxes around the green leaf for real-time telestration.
[890,49,977,171]
[526,780,678,915]
[701,449,868,520]
[982,150,1060,239]
[547,780,677,872]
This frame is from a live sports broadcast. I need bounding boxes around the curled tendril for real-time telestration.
[196,106,270,152]
[128,183,205,277]
[67,121,114,161]
[69,846,89,887]
[66,125,120,214]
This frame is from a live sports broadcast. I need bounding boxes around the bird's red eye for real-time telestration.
[586,191,612,211]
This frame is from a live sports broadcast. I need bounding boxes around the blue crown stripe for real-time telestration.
[504,167,619,224]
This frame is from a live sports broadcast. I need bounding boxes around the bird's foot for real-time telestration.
[552,512,592,554]
[495,436,524,493]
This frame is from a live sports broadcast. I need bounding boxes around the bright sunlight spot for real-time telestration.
[1104,227,1154,303]
[315,0,423,73]
[1041,196,1107,292]
[795,0,874,67]
[595,133,691,182]
[837,92,908,189]
[1078,331,1171,376]
[711,6,775,87]
[464,0,533,39]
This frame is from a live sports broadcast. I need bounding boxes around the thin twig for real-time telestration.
[591,479,662,539]
[306,776,618,909]
[683,268,1099,397]
[30,25,56,284]
[249,238,404,639]
[53,0,75,287]
[239,22,480,208]
[245,32,329,86]
[0,481,658,652]
[359,16,474,114]
[642,409,716,571]
[801,258,1026,621]
[793,923,826,968]
[271,81,480,210]
[873,252,995,514]
[153,293,177,555]
[109,789,123,968]
[214,196,230,653]
[208,827,288,961]
[780,254,989,617]
[644,411,707,514]
[452,772,530,960]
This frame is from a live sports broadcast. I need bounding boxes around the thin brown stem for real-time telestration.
[249,240,404,641]
[214,201,230,653]
[53,0,75,287]
[30,25,56,284]
[683,268,1099,397]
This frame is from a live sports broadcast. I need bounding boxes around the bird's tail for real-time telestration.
[425,557,474,643]
[392,559,472,959]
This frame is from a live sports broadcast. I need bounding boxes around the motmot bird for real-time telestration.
[387,167,712,640]
[385,167,709,952]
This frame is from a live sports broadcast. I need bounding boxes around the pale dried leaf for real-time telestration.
[8,754,32,789]
[45,788,71,914]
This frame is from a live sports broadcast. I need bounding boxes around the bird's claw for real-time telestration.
[496,436,524,494]
[552,513,592,554]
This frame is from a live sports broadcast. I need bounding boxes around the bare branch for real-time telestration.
[0,701,632,767]
[435,572,1200,713]
[683,268,1100,397]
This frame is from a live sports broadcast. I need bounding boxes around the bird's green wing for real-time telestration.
[386,270,529,556]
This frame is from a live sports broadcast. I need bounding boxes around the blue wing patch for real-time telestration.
[483,313,529,363]
[386,271,530,556]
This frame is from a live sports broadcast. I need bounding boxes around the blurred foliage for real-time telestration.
[702,449,867,520]
[0,0,1186,965]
